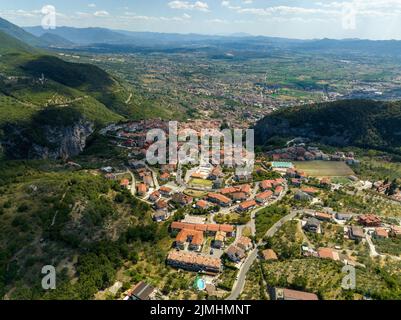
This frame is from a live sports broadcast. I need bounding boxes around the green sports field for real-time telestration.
[189,178,214,188]
[293,161,355,177]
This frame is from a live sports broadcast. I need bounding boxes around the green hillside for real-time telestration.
[0,17,43,47]
[0,28,133,158]
[0,161,153,299]
[39,33,75,47]
[0,30,35,54]
[21,55,113,90]
[255,99,401,153]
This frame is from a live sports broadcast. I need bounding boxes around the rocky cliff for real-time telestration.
[1,119,94,160]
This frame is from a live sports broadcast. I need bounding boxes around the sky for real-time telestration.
[2,0,401,39]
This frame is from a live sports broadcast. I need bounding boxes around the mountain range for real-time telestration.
[11,20,401,57]
[2,15,401,161]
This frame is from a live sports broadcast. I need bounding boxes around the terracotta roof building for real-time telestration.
[159,186,173,195]
[349,225,365,240]
[195,200,209,210]
[207,193,232,207]
[358,214,381,227]
[226,245,245,262]
[391,225,401,238]
[120,179,130,188]
[255,191,273,203]
[167,251,222,273]
[260,180,273,191]
[237,200,257,212]
[171,221,235,237]
[237,236,253,251]
[176,229,204,251]
[261,249,278,261]
[374,228,389,239]
[315,212,332,221]
[317,248,340,261]
[271,288,319,301]
[301,187,319,195]
[136,183,148,196]
[125,281,156,300]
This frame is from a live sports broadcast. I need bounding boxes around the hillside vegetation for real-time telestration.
[0,26,175,159]
[255,100,401,154]
[0,160,156,299]
[0,17,43,47]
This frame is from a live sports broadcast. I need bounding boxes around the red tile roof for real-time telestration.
[238,200,257,210]
[359,214,381,226]
[208,193,232,205]
[260,180,273,190]
[120,178,130,186]
[196,200,209,209]
[282,288,319,301]
[167,251,221,270]
[137,183,147,194]
[256,191,273,200]
[262,249,278,260]
[171,221,234,234]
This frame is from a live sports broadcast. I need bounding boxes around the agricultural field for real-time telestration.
[261,258,399,300]
[373,238,401,258]
[294,161,355,177]
[239,261,268,300]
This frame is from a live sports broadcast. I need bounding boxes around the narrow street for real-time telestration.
[226,209,297,300]
[226,182,292,301]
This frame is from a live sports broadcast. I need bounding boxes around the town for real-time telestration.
[95,120,401,301]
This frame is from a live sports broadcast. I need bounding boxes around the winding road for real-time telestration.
[226,209,297,300]
[226,182,297,300]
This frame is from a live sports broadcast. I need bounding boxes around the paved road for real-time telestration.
[145,164,160,189]
[226,182,289,300]
[366,234,379,257]
[226,209,297,300]
[126,168,153,205]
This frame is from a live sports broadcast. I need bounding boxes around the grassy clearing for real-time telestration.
[183,189,208,198]
[189,178,213,188]
[294,161,355,177]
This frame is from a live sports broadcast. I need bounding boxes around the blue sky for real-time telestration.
[2,0,401,39]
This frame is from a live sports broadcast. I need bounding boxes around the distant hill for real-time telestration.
[24,26,134,45]
[0,17,43,46]
[254,100,401,153]
[294,38,401,56]
[21,55,113,90]
[39,33,75,47]
[0,30,35,54]
[22,24,401,57]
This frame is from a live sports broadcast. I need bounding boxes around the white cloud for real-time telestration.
[94,10,109,17]
[168,1,210,12]
[122,12,191,22]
